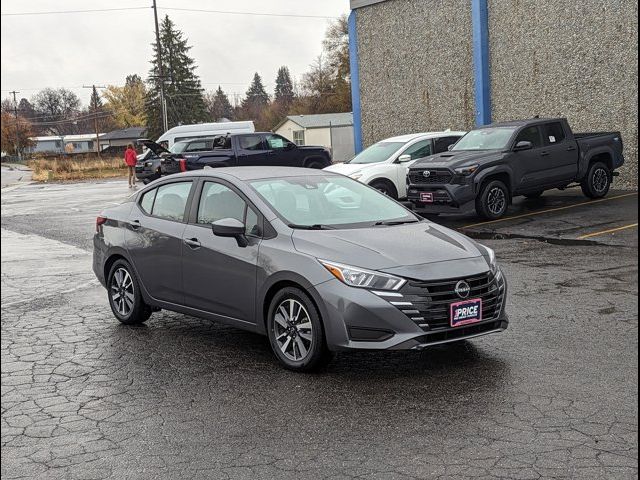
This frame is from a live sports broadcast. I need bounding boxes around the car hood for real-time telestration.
[412,150,504,169]
[292,221,489,281]
[297,145,327,152]
[323,163,372,175]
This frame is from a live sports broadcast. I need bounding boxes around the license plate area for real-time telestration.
[420,192,434,203]
[450,298,483,327]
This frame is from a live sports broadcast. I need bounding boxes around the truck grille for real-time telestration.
[391,272,505,331]
[408,169,453,185]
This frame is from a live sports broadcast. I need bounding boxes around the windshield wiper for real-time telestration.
[288,223,335,230]
[373,219,420,226]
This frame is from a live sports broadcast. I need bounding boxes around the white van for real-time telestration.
[156,121,255,149]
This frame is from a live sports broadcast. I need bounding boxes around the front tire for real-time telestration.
[370,179,398,199]
[305,160,325,169]
[476,179,510,220]
[581,161,611,199]
[107,259,152,325]
[267,287,332,372]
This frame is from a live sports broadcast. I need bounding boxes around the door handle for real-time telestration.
[540,151,550,157]
[130,220,141,230]
[567,146,576,151]
[184,238,201,249]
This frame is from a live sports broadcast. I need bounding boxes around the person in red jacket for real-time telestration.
[124,144,138,188]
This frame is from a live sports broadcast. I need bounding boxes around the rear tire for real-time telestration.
[475,179,510,220]
[581,161,611,199]
[107,259,152,325]
[267,287,332,372]
[524,191,544,199]
[370,179,398,199]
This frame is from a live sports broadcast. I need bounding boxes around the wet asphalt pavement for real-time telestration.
[1,179,638,479]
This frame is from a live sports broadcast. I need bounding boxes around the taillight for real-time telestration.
[179,159,187,172]
[96,216,107,232]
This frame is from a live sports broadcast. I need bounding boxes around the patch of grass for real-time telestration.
[27,156,128,182]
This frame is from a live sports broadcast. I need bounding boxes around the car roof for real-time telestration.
[380,131,467,143]
[179,166,333,182]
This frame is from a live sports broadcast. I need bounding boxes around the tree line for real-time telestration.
[1,14,350,156]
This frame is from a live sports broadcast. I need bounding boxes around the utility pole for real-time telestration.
[83,85,106,157]
[152,0,169,133]
[9,90,20,160]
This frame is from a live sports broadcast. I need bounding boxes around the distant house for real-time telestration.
[29,133,105,155]
[99,127,147,151]
[273,113,355,162]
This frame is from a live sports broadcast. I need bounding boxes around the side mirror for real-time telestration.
[286,142,296,150]
[514,140,533,151]
[211,218,248,247]
[397,154,412,163]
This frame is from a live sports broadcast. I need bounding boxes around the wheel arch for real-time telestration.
[258,272,327,335]
[475,168,513,199]
[103,247,157,306]
[368,177,399,197]
[303,156,328,168]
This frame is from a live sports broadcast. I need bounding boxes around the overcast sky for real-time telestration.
[0,0,349,106]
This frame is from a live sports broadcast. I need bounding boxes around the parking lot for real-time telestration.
[1,179,638,479]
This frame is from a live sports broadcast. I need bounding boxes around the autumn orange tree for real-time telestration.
[0,112,35,157]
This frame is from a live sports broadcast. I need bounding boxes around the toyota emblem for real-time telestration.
[422,170,432,178]
[455,281,471,299]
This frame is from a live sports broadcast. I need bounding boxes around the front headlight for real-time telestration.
[319,260,406,291]
[483,247,500,276]
[454,164,480,175]
[145,161,153,167]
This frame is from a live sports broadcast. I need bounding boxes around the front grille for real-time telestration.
[392,272,505,331]
[408,169,453,185]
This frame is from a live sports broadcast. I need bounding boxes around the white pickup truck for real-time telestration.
[324,131,466,199]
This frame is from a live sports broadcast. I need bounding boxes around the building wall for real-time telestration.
[354,0,638,188]
[488,0,638,188]
[355,0,476,146]
[275,120,307,144]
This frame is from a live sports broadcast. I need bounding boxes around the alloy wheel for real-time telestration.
[487,187,506,216]
[592,168,609,194]
[272,299,313,361]
[110,267,135,317]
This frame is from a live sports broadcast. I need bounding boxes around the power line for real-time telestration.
[0,7,150,17]
[158,7,339,20]
[0,6,340,20]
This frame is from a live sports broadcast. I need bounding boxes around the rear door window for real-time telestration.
[543,122,566,145]
[515,126,543,148]
[151,182,193,222]
[238,135,266,151]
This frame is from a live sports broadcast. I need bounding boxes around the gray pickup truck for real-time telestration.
[407,118,625,219]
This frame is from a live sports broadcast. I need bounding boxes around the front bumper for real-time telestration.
[407,183,476,214]
[315,271,509,351]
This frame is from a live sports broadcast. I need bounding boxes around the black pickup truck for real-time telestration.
[154,132,332,175]
[407,118,625,219]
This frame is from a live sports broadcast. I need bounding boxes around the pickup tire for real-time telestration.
[581,161,611,199]
[476,179,510,220]
[369,179,398,199]
[305,159,326,169]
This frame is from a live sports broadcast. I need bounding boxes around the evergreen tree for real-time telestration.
[146,15,207,139]
[205,86,234,121]
[242,73,270,110]
[274,66,294,111]
[89,86,103,112]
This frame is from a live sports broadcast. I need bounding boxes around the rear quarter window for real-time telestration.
[140,188,156,214]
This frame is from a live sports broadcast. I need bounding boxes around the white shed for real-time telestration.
[273,113,355,162]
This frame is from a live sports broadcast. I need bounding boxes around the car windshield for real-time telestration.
[170,142,189,153]
[250,175,419,228]
[452,127,517,151]
[347,141,404,164]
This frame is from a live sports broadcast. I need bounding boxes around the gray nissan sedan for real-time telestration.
[93,167,508,371]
